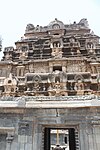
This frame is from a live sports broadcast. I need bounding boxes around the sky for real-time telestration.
[0,0,100,57]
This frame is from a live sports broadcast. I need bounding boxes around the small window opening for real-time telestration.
[55,76,60,83]
[53,66,62,72]
[54,33,59,35]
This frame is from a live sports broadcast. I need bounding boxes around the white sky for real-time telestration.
[0,0,100,56]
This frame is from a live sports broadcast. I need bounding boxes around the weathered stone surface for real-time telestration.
[0,18,100,149]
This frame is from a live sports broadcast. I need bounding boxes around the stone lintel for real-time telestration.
[0,99,99,108]
[0,127,15,134]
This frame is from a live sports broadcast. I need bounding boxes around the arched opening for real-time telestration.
[53,42,61,48]
[53,66,62,72]
[55,76,60,83]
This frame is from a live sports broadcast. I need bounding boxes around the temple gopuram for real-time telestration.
[0,18,100,150]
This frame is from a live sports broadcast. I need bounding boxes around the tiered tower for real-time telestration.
[0,18,100,97]
[0,19,100,150]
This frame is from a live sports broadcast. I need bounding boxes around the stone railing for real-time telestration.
[0,94,97,101]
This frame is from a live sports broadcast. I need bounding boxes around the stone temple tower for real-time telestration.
[0,18,100,150]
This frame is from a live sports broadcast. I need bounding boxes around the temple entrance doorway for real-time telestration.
[44,127,79,150]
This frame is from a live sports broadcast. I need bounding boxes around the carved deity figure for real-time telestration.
[4,73,17,95]
[34,82,40,91]
[75,80,84,90]
[26,24,35,32]
[53,81,61,96]
[69,37,75,43]
[19,51,28,60]
[52,48,62,59]
[54,81,61,90]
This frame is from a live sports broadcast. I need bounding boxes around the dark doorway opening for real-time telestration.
[44,128,50,150]
[44,128,77,150]
[53,66,62,72]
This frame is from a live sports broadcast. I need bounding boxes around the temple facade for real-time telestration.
[0,18,100,150]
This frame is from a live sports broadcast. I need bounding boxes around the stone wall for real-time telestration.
[0,107,99,150]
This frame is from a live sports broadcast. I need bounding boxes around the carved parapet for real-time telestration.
[0,94,97,101]
[4,47,14,52]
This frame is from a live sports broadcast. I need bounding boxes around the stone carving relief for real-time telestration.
[19,46,28,60]
[4,47,14,60]
[69,37,75,43]
[26,24,35,32]
[33,77,41,92]
[53,81,61,96]
[75,81,84,91]
[48,71,67,96]
[74,75,84,91]
[74,74,84,81]
[33,63,48,73]
[79,18,89,28]
[51,40,63,59]
[18,122,29,135]
[5,53,12,60]
[4,73,18,95]
[67,62,81,72]
[6,133,14,143]
[79,62,87,72]
[29,64,34,73]
[0,66,12,78]
[91,66,97,74]
[48,18,64,30]
[51,48,62,59]
[67,61,87,73]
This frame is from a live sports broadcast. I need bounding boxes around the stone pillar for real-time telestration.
[49,66,53,73]
[81,123,100,150]
[18,121,33,150]
[79,123,89,150]
[92,124,100,150]
[78,121,100,150]
[33,124,43,150]
[88,120,100,150]
[85,124,94,150]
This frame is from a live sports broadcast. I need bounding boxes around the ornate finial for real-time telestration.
[79,18,89,28]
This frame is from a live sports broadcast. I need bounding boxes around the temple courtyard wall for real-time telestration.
[0,96,99,150]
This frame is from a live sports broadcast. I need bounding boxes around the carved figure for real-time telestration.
[26,24,35,31]
[75,81,84,90]
[4,73,17,94]
[79,18,89,27]
[52,48,62,58]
